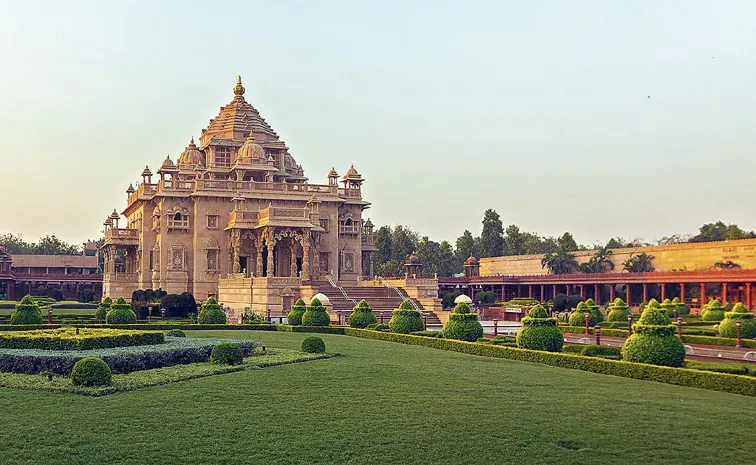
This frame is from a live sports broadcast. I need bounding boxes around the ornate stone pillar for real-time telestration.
[593,284,599,304]
[290,239,298,277]
[660,283,666,301]
[266,232,276,278]
[642,283,649,303]
[722,283,728,303]
[746,282,752,310]
[625,284,631,307]
[680,283,686,303]
[231,230,241,274]
[609,284,615,302]
[700,283,706,309]
[302,233,311,280]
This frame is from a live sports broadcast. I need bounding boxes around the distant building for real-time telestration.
[0,245,102,300]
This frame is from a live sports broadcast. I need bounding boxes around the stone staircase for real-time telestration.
[312,281,442,326]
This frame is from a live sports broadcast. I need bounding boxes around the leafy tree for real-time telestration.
[480,209,504,258]
[690,221,755,242]
[416,236,440,277]
[503,224,525,256]
[0,233,32,254]
[0,233,81,255]
[454,230,478,268]
[390,225,419,265]
[373,226,392,265]
[577,247,614,274]
[557,232,579,252]
[657,235,690,245]
[541,249,578,274]
[436,241,455,277]
[623,253,655,272]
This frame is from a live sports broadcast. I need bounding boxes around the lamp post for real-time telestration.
[677,318,682,338]
[47,307,53,324]
[493,318,499,337]
[584,312,590,335]
[736,320,743,349]
[595,325,601,346]
[161,308,165,320]
[148,306,153,323]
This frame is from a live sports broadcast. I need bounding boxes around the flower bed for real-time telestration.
[0,337,256,375]
[0,328,165,350]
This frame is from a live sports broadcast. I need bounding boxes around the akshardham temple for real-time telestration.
[101,77,441,318]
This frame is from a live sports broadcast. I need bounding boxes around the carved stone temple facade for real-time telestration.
[102,77,376,313]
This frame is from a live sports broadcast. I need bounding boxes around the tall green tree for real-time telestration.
[455,230,477,263]
[557,232,579,252]
[373,226,393,265]
[480,209,504,258]
[541,249,578,274]
[390,225,419,264]
[623,253,655,272]
[437,241,456,277]
[503,224,526,256]
[416,236,440,277]
[0,233,80,255]
[577,247,614,274]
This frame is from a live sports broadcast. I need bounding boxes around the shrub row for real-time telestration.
[0,337,256,375]
[49,303,99,310]
[559,325,629,337]
[342,328,756,397]
[680,334,756,349]
[0,328,165,351]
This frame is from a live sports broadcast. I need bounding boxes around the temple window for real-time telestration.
[215,147,231,168]
[167,212,190,230]
[319,218,329,232]
[207,249,219,271]
[149,250,154,271]
[319,253,329,273]
[207,215,219,230]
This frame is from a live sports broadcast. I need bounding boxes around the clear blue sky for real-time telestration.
[2,0,756,247]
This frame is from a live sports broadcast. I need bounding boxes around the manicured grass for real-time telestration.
[0,330,754,464]
[0,308,96,316]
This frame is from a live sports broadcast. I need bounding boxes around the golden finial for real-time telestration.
[234,75,245,96]
[190,136,194,144]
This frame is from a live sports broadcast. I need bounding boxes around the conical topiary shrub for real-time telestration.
[10,295,44,325]
[442,302,483,341]
[621,304,685,367]
[388,300,424,334]
[568,301,596,327]
[287,298,306,326]
[516,304,564,352]
[197,297,227,324]
[105,297,138,324]
[659,298,676,317]
[96,296,112,322]
[348,299,378,328]
[701,299,726,322]
[606,297,630,322]
[718,303,756,339]
[302,298,331,326]
[671,297,689,316]
[584,298,604,323]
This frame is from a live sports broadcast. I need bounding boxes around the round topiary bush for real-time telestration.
[584,298,604,323]
[621,305,684,367]
[671,297,689,316]
[301,335,326,353]
[442,302,483,341]
[348,299,378,328]
[718,303,756,339]
[287,298,307,326]
[301,298,331,326]
[166,329,186,338]
[10,295,44,325]
[568,301,596,327]
[71,357,112,386]
[701,299,726,322]
[210,342,243,365]
[516,304,564,352]
[388,300,424,334]
[659,298,676,317]
[105,297,138,324]
[197,297,227,324]
[606,297,630,322]
[96,296,112,321]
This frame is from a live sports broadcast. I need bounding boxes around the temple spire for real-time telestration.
[234,75,245,96]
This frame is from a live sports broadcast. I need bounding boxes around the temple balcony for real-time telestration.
[338,187,361,199]
[159,178,339,197]
[103,228,139,246]
[103,271,138,282]
[226,210,260,229]
[127,182,158,205]
[226,206,313,230]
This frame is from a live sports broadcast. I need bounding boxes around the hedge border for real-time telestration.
[343,328,756,397]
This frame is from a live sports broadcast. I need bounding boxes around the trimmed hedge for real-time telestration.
[0,337,257,375]
[718,303,756,339]
[210,342,244,365]
[71,357,112,386]
[680,334,756,349]
[622,306,685,367]
[49,303,99,310]
[606,298,630,322]
[10,295,44,325]
[343,328,756,397]
[301,298,331,327]
[166,329,186,338]
[388,300,424,334]
[568,302,596,327]
[286,298,306,326]
[301,336,326,353]
[516,304,563,352]
[348,299,378,329]
[442,302,483,342]
[701,299,726,322]
[0,328,165,350]
[105,298,137,324]
[197,297,227,324]
[96,297,112,322]
[563,344,621,359]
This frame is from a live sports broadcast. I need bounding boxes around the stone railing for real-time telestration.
[104,272,138,282]
[252,276,302,287]
[128,183,157,205]
[338,188,362,199]
[189,179,339,196]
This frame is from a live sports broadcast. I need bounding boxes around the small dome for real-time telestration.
[364,218,373,228]
[236,132,266,165]
[328,167,338,178]
[178,137,205,169]
[311,293,331,306]
[0,246,7,254]
[109,209,119,220]
[343,164,362,181]
[160,154,177,172]
[454,294,473,305]
[126,183,135,194]
[141,166,152,177]
[464,255,478,266]
[104,217,113,226]
[405,252,421,265]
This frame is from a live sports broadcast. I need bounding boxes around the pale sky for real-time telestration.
[2,0,756,247]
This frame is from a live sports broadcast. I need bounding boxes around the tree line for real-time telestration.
[374,210,756,278]
[0,233,94,255]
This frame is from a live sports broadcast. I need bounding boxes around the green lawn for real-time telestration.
[1,330,754,464]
